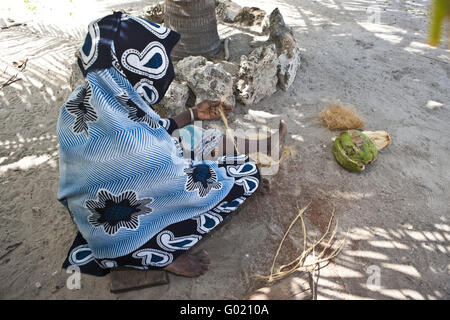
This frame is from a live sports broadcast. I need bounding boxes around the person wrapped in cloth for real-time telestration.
[57,12,286,277]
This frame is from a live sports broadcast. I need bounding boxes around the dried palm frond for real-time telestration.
[256,204,347,286]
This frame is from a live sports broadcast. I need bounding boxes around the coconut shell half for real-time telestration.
[362,130,391,150]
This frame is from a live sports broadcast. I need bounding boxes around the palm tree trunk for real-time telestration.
[164,0,221,60]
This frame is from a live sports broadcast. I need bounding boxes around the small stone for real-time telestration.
[141,1,165,24]
[233,7,266,26]
[277,48,302,91]
[35,282,42,289]
[425,100,443,110]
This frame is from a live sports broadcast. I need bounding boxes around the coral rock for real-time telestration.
[236,44,279,106]
[175,56,235,107]
[216,0,242,23]
[153,80,190,118]
[268,8,301,91]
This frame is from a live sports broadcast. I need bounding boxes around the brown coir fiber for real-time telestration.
[319,104,365,130]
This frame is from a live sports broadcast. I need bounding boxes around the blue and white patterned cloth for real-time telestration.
[58,12,260,275]
[58,66,237,259]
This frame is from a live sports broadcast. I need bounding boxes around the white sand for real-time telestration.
[0,0,449,299]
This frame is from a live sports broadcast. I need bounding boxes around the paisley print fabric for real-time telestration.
[77,11,179,106]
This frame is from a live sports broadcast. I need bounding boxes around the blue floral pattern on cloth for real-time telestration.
[86,190,153,235]
[184,164,222,197]
[64,82,97,135]
[58,67,235,259]
[62,155,261,275]
[116,91,160,128]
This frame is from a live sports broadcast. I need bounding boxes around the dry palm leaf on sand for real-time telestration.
[256,204,347,298]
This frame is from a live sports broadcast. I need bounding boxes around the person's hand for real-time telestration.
[193,100,232,121]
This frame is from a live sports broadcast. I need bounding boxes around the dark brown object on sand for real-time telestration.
[110,268,169,293]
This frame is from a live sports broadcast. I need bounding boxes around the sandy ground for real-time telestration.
[0,0,449,300]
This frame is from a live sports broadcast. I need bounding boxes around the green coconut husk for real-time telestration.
[333,130,378,172]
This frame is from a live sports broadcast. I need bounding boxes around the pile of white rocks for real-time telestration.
[71,2,301,117]
[154,2,301,116]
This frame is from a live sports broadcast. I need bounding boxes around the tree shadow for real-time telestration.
[1,0,449,300]
[234,0,449,300]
